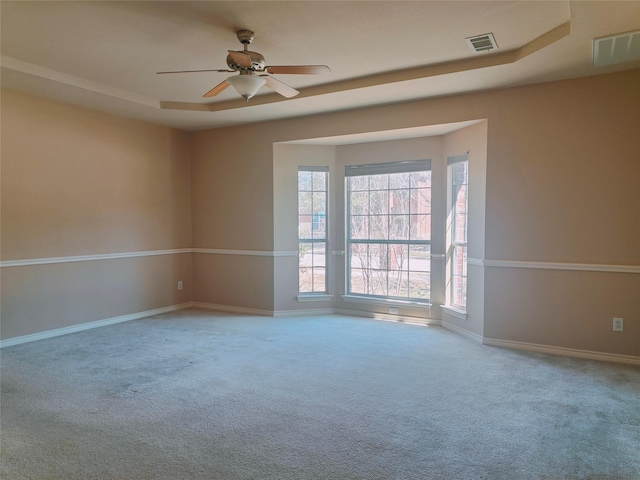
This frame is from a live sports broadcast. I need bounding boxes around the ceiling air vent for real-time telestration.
[593,30,640,67]
[466,33,498,53]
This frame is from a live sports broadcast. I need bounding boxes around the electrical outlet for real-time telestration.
[389,307,399,315]
[613,317,623,332]
[178,281,183,291]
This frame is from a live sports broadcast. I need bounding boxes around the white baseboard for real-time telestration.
[335,308,441,327]
[4,303,638,366]
[483,337,640,366]
[0,302,194,349]
[191,302,273,317]
[440,320,483,343]
[440,305,468,320]
[273,308,335,317]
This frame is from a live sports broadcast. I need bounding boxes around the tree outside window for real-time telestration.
[346,161,431,302]
[298,167,328,293]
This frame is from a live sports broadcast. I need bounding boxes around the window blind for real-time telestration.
[298,165,329,172]
[446,153,468,165]
[345,159,431,177]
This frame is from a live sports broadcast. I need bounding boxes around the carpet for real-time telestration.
[1,309,639,479]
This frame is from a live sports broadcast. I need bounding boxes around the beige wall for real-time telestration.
[191,127,274,251]
[2,255,192,339]
[1,92,192,259]
[1,90,192,339]
[273,144,337,312]
[2,69,638,358]
[192,253,274,313]
[478,72,639,356]
[484,269,639,356]
[483,76,640,266]
[189,124,279,311]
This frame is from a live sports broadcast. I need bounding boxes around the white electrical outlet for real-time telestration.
[389,307,399,315]
[613,317,623,332]
[178,281,183,291]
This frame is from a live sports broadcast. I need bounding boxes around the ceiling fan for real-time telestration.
[157,30,330,100]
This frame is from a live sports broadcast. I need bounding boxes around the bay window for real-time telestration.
[346,160,432,302]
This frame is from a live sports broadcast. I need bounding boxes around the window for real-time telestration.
[447,154,468,309]
[346,160,431,301]
[298,167,328,293]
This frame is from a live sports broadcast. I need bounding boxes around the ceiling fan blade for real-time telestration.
[157,68,231,74]
[228,50,253,68]
[203,79,231,98]
[265,65,330,75]
[261,75,299,98]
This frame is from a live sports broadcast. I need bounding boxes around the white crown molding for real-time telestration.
[1,56,159,109]
[466,258,640,274]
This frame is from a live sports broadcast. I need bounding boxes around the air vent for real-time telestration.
[466,33,498,53]
[593,30,640,67]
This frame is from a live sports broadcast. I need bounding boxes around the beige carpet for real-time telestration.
[1,309,639,479]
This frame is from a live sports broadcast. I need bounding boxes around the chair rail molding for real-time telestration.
[0,249,192,267]
[465,258,639,274]
[1,248,299,267]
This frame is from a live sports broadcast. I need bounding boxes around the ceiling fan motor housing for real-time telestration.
[236,30,254,44]
[226,51,266,71]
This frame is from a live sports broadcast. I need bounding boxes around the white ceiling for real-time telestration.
[1,1,639,132]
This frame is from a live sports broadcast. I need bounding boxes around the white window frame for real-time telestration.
[446,153,469,311]
[297,166,329,294]
[345,160,432,303]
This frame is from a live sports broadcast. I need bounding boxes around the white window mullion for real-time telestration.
[447,154,469,310]
[346,160,431,302]
[298,167,328,294]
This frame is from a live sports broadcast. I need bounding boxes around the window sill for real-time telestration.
[441,305,468,320]
[297,294,333,303]
[341,295,431,310]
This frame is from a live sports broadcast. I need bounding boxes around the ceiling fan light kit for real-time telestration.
[227,73,267,100]
[158,29,330,101]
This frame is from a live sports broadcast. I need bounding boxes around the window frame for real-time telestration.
[345,160,432,303]
[297,166,329,294]
[447,153,469,310]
